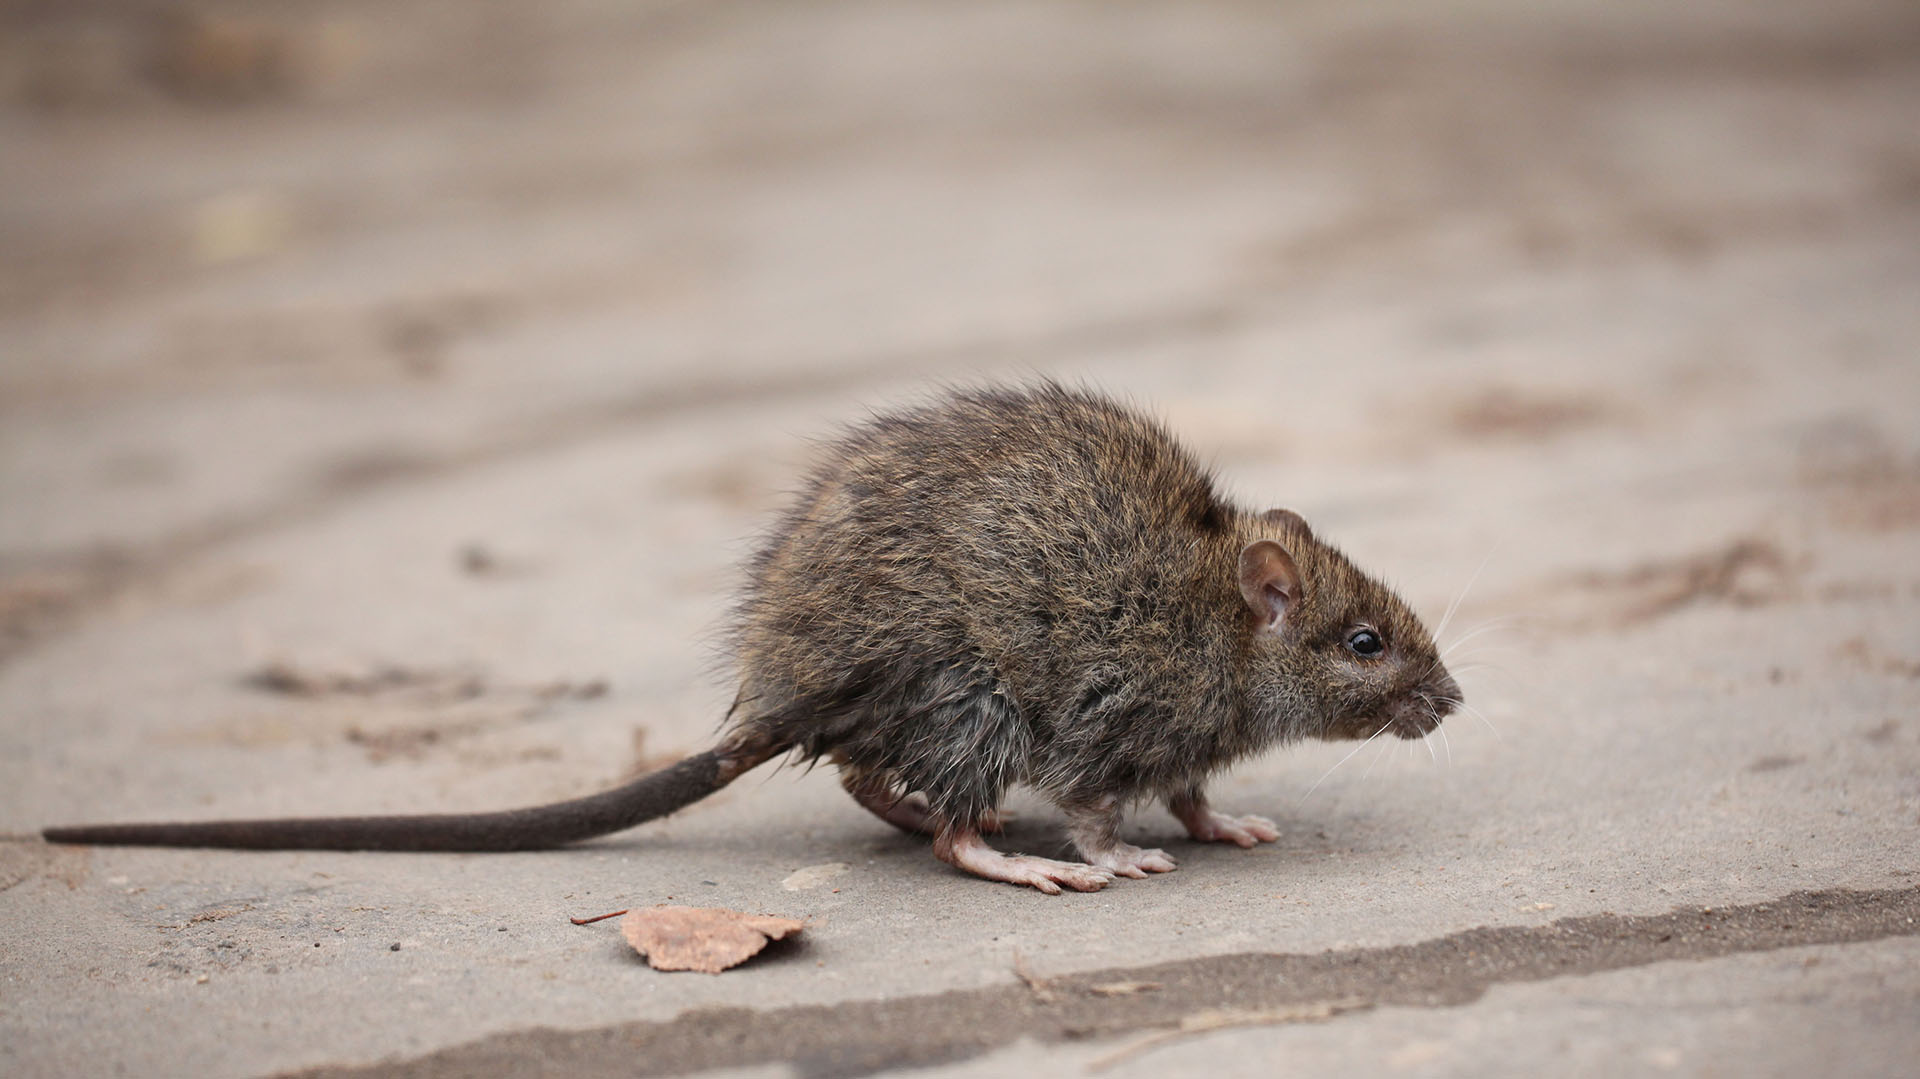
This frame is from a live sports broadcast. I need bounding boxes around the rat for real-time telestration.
[44,383,1461,893]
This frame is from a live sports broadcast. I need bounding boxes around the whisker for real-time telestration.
[1360,732,1396,782]
[1433,548,1495,644]
[1439,617,1521,661]
[1438,724,1453,766]
[1421,731,1437,764]
[1298,720,1393,805]
[1443,661,1503,680]
[1435,648,1516,676]
[1447,668,1537,716]
[1445,697,1502,741]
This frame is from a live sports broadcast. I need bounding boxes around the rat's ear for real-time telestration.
[1260,508,1311,538]
[1238,539,1303,634]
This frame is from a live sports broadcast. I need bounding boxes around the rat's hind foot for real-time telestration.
[1169,790,1279,848]
[846,782,936,835]
[933,828,1114,895]
[842,773,1012,836]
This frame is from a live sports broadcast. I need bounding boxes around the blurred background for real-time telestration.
[5,5,1920,1074]
[2,0,1917,772]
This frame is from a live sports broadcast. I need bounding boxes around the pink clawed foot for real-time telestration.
[934,828,1115,895]
[1176,807,1280,848]
[1062,795,1176,881]
[1083,842,1178,879]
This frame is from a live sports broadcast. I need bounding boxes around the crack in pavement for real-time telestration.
[280,885,1919,1079]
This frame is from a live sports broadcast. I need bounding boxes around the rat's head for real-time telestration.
[1235,509,1460,742]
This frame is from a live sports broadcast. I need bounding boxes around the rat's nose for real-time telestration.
[1427,672,1463,718]
[1393,671,1461,737]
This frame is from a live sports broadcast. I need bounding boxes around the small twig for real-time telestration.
[1086,999,1369,1072]
[569,909,630,926]
[1087,980,1162,997]
[1011,949,1059,1004]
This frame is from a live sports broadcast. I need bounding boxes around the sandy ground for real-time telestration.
[2,1,1918,1075]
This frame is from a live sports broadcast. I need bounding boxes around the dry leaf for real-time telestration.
[619,905,804,973]
[781,862,850,891]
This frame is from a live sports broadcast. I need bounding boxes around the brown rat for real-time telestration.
[44,383,1460,893]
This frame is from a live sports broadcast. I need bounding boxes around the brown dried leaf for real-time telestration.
[619,905,804,973]
[780,862,849,891]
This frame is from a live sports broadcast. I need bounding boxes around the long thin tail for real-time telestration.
[43,737,782,852]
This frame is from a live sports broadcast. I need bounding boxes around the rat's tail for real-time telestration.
[42,731,788,852]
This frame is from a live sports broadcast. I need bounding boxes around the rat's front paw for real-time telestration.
[1084,842,1178,879]
[1184,811,1280,848]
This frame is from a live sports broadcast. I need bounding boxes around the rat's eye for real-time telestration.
[1345,629,1384,657]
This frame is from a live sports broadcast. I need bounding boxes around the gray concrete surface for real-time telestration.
[3,1,1917,1075]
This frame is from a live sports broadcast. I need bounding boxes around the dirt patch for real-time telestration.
[280,886,1920,1079]
[1590,538,1799,624]
[1446,386,1623,442]
[1830,480,1920,534]
[246,660,488,701]
[244,659,606,705]
[1522,537,1801,631]
[620,727,690,782]
[1833,639,1920,680]
[1860,719,1902,745]
[227,660,609,762]
[0,548,270,670]
[0,841,90,893]
[0,553,141,665]
[1796,418,1920,533]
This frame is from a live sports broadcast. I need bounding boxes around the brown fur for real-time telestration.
[727,383,1458,830]
[43,383,1458,884]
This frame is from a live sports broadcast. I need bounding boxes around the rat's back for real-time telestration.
[726,384,1240,822]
